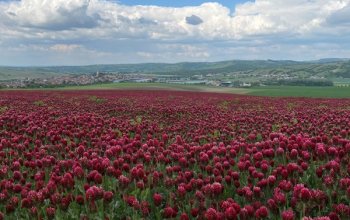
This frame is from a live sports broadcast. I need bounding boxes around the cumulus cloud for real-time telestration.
[4,0,101,30]
[2,0,350,40]
[0,0,350,65]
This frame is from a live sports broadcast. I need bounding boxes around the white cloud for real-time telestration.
[4,0,100,30]
[50,44,81,52]
[2,0,349,41]
[136,52,153,58]
[134,44,210,63]
[0,0,350,65]
[159,44,210,59]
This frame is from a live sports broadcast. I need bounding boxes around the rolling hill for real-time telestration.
[0,59,349,80]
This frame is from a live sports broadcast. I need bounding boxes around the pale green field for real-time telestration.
[3,83,350,98]
[47,83,253,94]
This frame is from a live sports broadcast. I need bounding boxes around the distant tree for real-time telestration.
[251,81,260,87]
[262,79,334,86]
[273,79,334,86]
[232,80,242,87]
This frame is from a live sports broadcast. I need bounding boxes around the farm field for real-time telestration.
[13,83,350,98]
[49,83,254,95]
[248,86,350,98]
[0,90,349,219]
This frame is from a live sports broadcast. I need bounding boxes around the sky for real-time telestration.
[117,0,249,8]
[0,0,350,66]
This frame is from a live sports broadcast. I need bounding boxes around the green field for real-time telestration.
[248,86,350,98]
[60,83,350,98]
[47,83,253,94]
[4,83,350,98]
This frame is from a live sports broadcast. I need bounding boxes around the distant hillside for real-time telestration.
[1,59,350,80]
[0,67,67,80]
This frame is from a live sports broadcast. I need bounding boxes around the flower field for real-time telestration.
[0,90,349,220]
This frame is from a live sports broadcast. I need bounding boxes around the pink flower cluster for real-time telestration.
[0,90,348,219]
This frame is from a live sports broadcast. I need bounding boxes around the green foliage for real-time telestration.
[0,106,8,114]
[1,59,350,80]
[130,115,143,125]
[88,96,106,104]
[272,124,279,132]
[256,133,263,141]
[114,129,123,137]
[210,129,221,139]
[218,100,230,110]
[287,102,296,111]
[264,79,334,86]
[33,100,45,106]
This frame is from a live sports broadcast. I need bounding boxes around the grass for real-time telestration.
[46,83,252,94]
[248,86,350,98]
[2,83,350,98]
[58,83,350,98]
